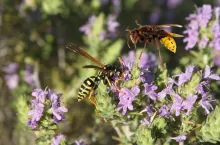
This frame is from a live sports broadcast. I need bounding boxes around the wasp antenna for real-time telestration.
[66,43,78,52]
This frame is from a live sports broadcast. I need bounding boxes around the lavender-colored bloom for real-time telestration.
[183,5,212,50]
[174,66,195,86]
[213,55,220,66]
[48,90,68,123]
[2,62,19,73]
[51,134,65,145]
[99,30,107,40]
[197,5,212,27]
[117,86,140,115]
[122,51,135,81]
[4,74,19,89]
[107,15,119,33]
[26,119,38,129]
[198,36,209,48]
[183,20,199,50]
[140,116,152,128]
[149,8,161,24]
[2,62,19,89]
[203,65,220,80]
[79,15,96,36]
[196,81,209,94]
[32,88,48,103]
[159,104,171,117]
[112,0,121,15]
[139,70,154,83]
[209,21,220,51]
[167,0,183,9]
[28,103,44,121]
[199,93,214,114]
[138,52,157,69]
[158,78,176,99]
[182,94,197,115]
[74,140,88,145]
[141,105,156,116]
[24,64,36,88]
[171,94,183,116]
[144,83,158,101]
[171,134,187,142]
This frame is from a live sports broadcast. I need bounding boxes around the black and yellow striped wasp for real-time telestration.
[66,43,123,106]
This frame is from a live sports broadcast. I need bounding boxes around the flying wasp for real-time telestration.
[126,21,184,66]
[66,43,123,106]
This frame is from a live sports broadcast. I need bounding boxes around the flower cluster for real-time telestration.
[2,62,19,89]
[183,5,220,66]
[27,88,68,129]
[107,50,220,143]
[79,14,119,40]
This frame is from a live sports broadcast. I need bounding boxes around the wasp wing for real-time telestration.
[66,43,105,67]
[82,65,107,72]
[151,24,183,28]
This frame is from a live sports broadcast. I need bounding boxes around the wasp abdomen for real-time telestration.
[78,76,99,102]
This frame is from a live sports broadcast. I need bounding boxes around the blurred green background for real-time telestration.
[0,0,218,145]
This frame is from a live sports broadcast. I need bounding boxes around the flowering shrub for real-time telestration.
[27,88,68,144]
[1,1,220,145]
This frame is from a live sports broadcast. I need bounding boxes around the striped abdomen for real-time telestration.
[78,76,100,102]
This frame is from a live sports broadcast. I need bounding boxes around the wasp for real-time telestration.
[126,21,184,66]
[66,43,123,106]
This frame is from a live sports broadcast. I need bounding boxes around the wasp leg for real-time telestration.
[88,90,97,107]
[153,39,164,69]
[135,20,142,27]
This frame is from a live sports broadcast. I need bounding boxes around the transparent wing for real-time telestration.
[66,43,105,67]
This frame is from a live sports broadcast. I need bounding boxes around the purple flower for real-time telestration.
[2,62,19,89]
[122,51,135,80]
[138,52,157,69]
[213,55,220,66]
[79,15,96,36]
[171,134,187,142]
[51,134,65,145]
[4,74,19,89]
[27,88,68,129]
[203,65,220,80]
[117,86,140,115]
[159,104,171,117]
[2,62,19,73]
[199,93,214,114]
[171,94,184,116]
[48,90,68,123]
[27,100,44,129]
[182,94,197,115]
[32,88,48,103]
[139,70,154,83]
[174,65,194,86]
[209,21,220,51]
[149,8,161,24]
[198,36,209,48]
[74,140,88,145]
[141,105,156,116]
[99,31,107,40]
[26,119,38,129]
[197,5,212,27]
[183,20,199,50]
[167,0,183,9]
[183,5,212,50]
[107,15,119,33]
[196,81,209,94]
[158,78,175,99]
[140,117,152,128]
[24,64,36,88]
[144,83,158,101]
